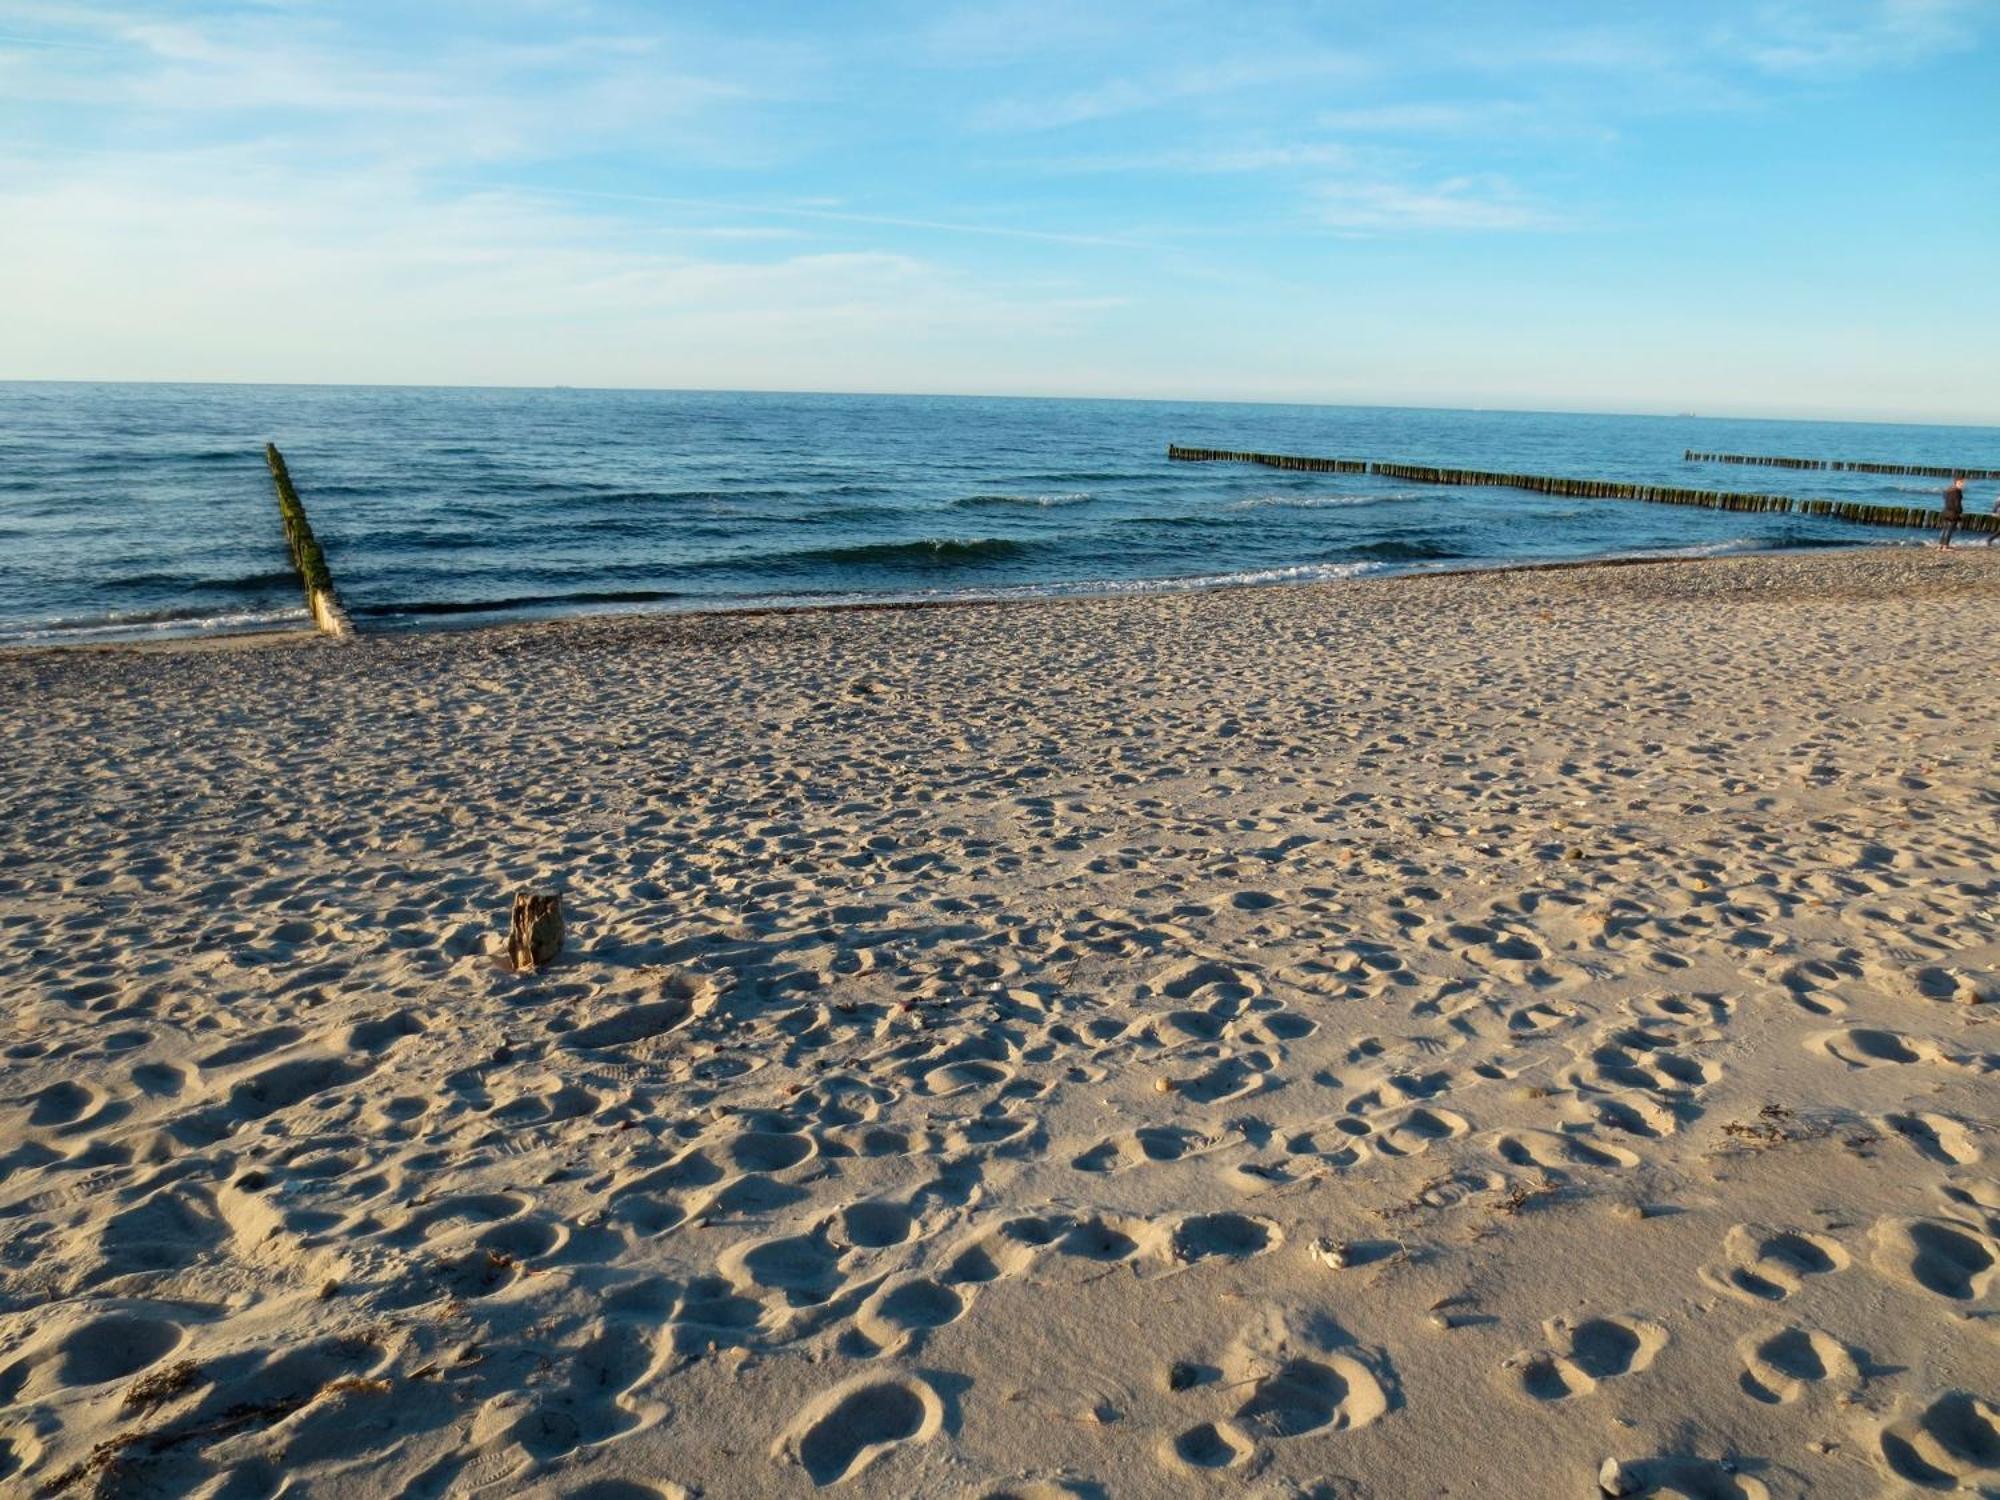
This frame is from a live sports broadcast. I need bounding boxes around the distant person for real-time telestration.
[1940,476,1965,548]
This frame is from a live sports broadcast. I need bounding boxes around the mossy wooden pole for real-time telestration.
[265,443,353,639]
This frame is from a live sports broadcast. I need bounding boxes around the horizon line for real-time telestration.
[0,376,1994,432]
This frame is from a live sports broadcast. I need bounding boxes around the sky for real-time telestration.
[2,0,1997,421]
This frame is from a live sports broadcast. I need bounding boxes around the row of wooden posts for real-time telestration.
[256,440,1993,643]
[1166,445,1998,535]
[265,443,352,638]
[1684,449,2000,481]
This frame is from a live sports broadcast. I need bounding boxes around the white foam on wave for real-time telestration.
[954,491,1092,509]
[740,559,1391,613]
[0,604,312,647]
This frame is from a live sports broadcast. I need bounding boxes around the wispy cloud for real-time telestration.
[488,183,1157,249]
[0,0,1992,407]
[0,156,1125,384]
[1716,0,1981,73]
[0,4,794,170]
[1041,142,1374,175]
[1314,102,1535,135]
[971,51,1365,132]
[1312,174,1558,234]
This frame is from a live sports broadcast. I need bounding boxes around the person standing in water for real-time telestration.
[1940,476,1965,548]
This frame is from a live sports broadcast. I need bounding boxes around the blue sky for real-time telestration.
[3,1,1996,420]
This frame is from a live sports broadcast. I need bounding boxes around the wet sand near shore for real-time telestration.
[1,548,1997,1499]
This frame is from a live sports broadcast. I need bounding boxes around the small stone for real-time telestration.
[1598,1457,1635,1496]
[317,1279,340,1300]
[1311,1235,1351,1269]
[1155,1077,1175,1094]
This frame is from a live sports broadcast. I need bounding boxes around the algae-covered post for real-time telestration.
[265,443,353,639]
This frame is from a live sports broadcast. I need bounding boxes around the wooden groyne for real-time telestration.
[1167,445,1997,535]
[1169,447,1370,475]
[265,443,353,638]
[1684,450,2000,481]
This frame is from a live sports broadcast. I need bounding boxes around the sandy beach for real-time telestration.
[2,547,1997,1499]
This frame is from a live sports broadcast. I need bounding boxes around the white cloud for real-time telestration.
[1718,0,1981,73]
[1312,174,1557,233]
[1041,142,1375,175]
[0,4,792,172]
[1314,101,1533,134]
[972,51,1365,132]
[0,157,1125,384]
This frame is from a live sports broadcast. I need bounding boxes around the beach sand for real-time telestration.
[2,548,1997,1499]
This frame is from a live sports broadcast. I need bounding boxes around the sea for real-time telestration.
[2,383,1994,646]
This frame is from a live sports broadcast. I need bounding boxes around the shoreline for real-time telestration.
[0,537,1959,660]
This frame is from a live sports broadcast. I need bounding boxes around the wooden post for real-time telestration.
[265,443,352,639]
[508,891,564,971]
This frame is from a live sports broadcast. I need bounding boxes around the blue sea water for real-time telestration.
[1,383,1995,645]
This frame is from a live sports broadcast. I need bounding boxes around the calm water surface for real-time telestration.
[2,384,1995,644]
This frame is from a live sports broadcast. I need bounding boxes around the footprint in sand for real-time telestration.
[1570,1025,1716,1095]
[1143,956,1263,1008]
[502,1318,667,1460]
[1699,1224,1850,1304]
[1173,1054,1271,1106]
[1735,1324,1861,1405]
[1510,1314,1667,1402]
[1596,1454,1771,1498]
[1070,1124,1219,1174]
[1368,1105,1471,1157]
[1808,1025,1987,1073]
[852,1275,966,1355]
[1882,1112,1983,1167]
[775,1373,943,1487]
[1568,1090,1687,1140]
[1158,1310,1390,1475]
[833,1199,919,1251]
[1869,1216,1998,1303]
[1231,1353,1389,1437]
[1169,1212,1281,1264]
[1487,1127,1640,1174]
[1776,955,1863,1015]
[1940,1179,2000,1234]
[940,1214,1066,1286]
[1508,999,1581,1034]
[966,1481,1099,1500]
[1625,990,1736,1039]
[1865,1389,2000,1493]
[0,1307,191,1405]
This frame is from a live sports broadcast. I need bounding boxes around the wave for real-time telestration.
[1108,560,1386,591]
[357,587,686,619]
[1226,492,1394,512]
[952,492,1091,510]
[103,569,302,594]
[771,536,1036,569]
[0,603,310,644]
[170,447,261,465]
[1345,538,1467,562]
